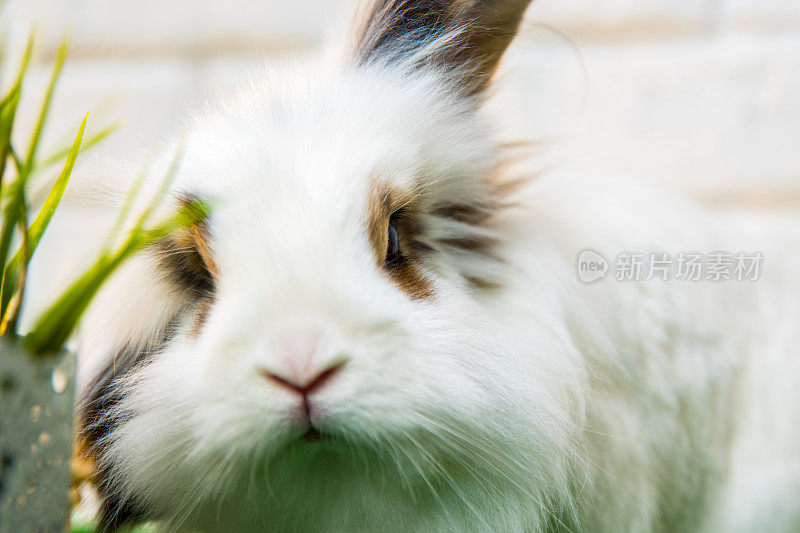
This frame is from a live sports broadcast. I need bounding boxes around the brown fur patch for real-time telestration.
[190,220,218,278]
[387,254,436,300]
[366,185,393,261]
[367,181,435,300]
[431,201,494,226]
[426,153,541,291]
[70,437,97,509]
[191,296,215,338]
[152,200,216,297]
[429,148,530,229]
[153,234,214,296]
[438,235,498,256]
[464,276,504,291]
[366,151,538,295]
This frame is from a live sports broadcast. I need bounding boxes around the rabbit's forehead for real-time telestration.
[205,167,420,280]
[184,72,442,191]
[181,66,479,190]
[182,69,474,228]
[174,66,493,291]
[196,123,426,242]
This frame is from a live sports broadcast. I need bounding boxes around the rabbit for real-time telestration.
[75,0,800,531]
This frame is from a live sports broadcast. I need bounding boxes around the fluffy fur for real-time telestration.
[76,0,800,531]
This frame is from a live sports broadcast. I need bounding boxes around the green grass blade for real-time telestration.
[0,86,20,195]
[0,30,33,107]
[20,34,69,180]
[131,143,185,230]
[1,34,71,333]
[25,198,209,355]
[8,143,23,174]
[0,75,21,110]
[0,166,27,331]
[24,253,112,353]
[0,114,87,315]
[0,32,33,194]
[0,177,23,311]
[0,38,33,328]
[102,157,151,255]
[25,113,86,251]
[39,121,119,169]
[0,196,29,336]
[0,31,34,192]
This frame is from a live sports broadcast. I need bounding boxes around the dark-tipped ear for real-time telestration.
[351,0,534,93]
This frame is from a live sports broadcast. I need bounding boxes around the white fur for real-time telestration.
[78,5,800,532]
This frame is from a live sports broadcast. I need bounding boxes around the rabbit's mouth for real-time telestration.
[301,426,328,443]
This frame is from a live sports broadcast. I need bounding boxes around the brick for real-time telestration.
[3,0,356,59]
[13,58,200,158]
[4,57,204,233]
[14,33,800,201]
[720,0,800,32]
[3,0,725,61]
[527,0,717,39]
[488,34,800,196]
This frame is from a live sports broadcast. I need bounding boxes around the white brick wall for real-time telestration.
[3,0,352,57]
[4,0,799,322]
[533,0,716,38]
[722,0,800,31]
[491,32,800,197]
[4,0,797,199]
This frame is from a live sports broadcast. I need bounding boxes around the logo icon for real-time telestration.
[576,249,608,284]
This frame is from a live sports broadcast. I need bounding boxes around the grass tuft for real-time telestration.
[0,32,209,355]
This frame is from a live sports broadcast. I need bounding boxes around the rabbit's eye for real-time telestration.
[386,222,400,265]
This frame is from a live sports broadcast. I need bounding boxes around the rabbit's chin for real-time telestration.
[103,415,560,531]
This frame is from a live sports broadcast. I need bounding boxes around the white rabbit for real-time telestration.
[76,0,800,531]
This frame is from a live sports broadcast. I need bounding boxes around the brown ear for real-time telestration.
[352,0,534,93]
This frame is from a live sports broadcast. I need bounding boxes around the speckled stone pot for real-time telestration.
[0,337,75,533]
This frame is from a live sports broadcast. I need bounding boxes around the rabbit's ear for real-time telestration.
[351,0,534,93]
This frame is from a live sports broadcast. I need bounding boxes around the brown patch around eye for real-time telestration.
[367,186,393,262]
[386,252,436,300]
[367,183,435,300]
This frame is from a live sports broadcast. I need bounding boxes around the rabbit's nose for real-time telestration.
[256,316,348,401]
[259,359,346,397]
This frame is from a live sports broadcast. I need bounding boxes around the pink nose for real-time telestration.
[260,361,345,397]
[257,318,346,413]
[260,361,346,427]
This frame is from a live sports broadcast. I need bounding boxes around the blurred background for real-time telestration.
[1,0,798,323]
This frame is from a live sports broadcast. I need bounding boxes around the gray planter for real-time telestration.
[0,337,76,533]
